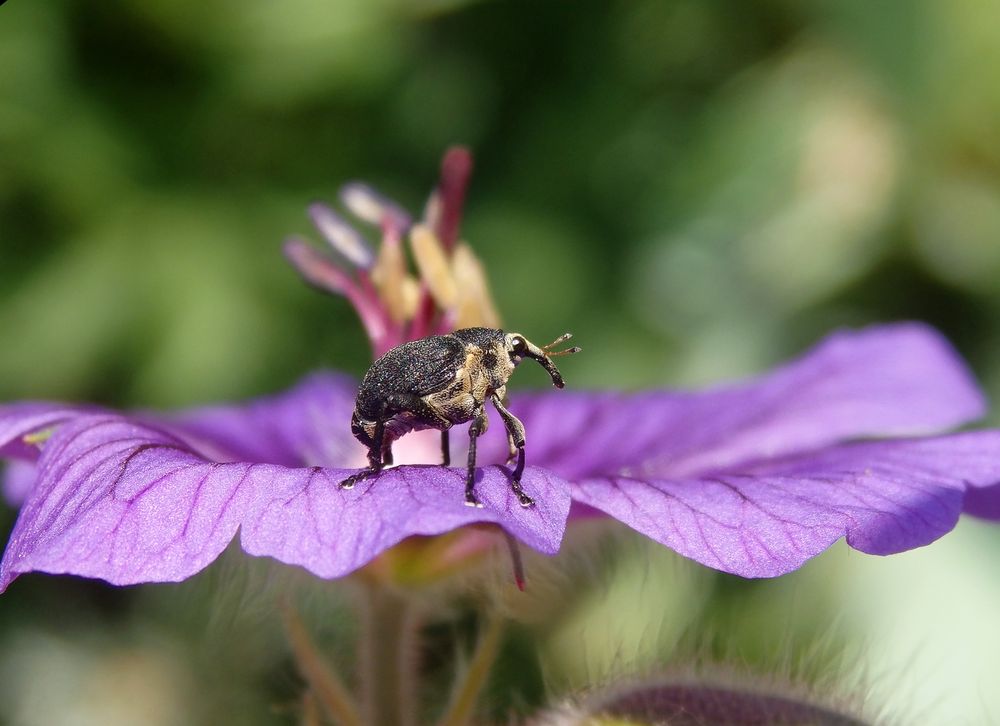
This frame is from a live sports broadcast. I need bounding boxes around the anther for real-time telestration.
[340,182,411,230]
[308,203,374,269]
[452,243,502,329]
[370,231,415,324]
[410,224,459,309]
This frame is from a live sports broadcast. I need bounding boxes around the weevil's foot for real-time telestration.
[339,470,374,490]
[516,492,535,508]
[464,494,484,508]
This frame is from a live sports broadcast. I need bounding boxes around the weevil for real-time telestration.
[340,327,580,507]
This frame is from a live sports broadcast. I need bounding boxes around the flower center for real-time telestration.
[284,146,501,358]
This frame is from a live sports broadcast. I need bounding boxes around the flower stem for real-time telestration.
[300,690,322,726]
[361,584,422,726]
[436,617,504,726]
[281,602,364,726]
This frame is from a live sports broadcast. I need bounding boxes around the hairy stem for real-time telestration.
[436,617,505,726]
[282,602,363,726]
[300,690,322,726]
[361,585,422,726]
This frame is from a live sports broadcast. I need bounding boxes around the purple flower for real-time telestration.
[2,149,999,593]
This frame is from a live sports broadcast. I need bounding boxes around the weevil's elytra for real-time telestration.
[340,327,581,507]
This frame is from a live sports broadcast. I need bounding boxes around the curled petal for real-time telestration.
[505,323,986,479]
[0,414,570,591]
[165,372,362,468]
[0,402,97,461]
[573,432,1000,577]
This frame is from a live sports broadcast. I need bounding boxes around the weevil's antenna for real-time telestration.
[543,332,573,349]
[547,346,582,357]
[543,332,582,357]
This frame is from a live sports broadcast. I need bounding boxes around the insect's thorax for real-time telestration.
[423,340,513,422]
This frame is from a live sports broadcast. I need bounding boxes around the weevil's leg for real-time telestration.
[441,429,450,466]
[465,406,488,507]
[504,430,518,466]
[494,387,517,465]
[491,393,533,507]
[340,417,386,489]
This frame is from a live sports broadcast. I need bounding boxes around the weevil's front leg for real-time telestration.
[493,388,517,464]
[340,417,386,489]
[504,429,518,466]
[441,429,450,466]
[465,405,488,508]
[491,393,533,507]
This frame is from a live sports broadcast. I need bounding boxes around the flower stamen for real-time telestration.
[340,182,411,230]
[284,238,389,344]
[287,147,505,358]
[308,203,375,270]
[410,224,459,310]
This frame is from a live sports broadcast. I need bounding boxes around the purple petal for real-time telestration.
[573,432,1000,577]
[0,413,569,591]
[0,375,362,471]
[505,323,985,479]
[163,372,363,468]
[241,464,568,578]
[964,484,1000,519]
[0,415,253,591]
[2,460,37,507]
[0,402,97,461]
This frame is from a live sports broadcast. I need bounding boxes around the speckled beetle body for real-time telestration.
[341,327,580,507]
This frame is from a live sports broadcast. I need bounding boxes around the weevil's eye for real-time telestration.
[506,334,528,360]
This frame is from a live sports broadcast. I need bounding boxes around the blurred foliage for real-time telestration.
[3,0,1000,723]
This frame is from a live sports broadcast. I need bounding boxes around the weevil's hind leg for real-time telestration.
[340,418,386,490]
[441,429,450,466]
[491,394,534,508]
[381,436,394,467]
[465,406,488,508]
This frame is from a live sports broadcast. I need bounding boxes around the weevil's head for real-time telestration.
[504,332,581,388]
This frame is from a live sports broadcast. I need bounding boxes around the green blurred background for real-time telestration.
[2,0,1000,723]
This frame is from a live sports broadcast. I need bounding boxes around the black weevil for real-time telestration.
[340,327,580,507]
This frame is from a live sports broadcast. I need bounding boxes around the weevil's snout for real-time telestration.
[506,332,581,388]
